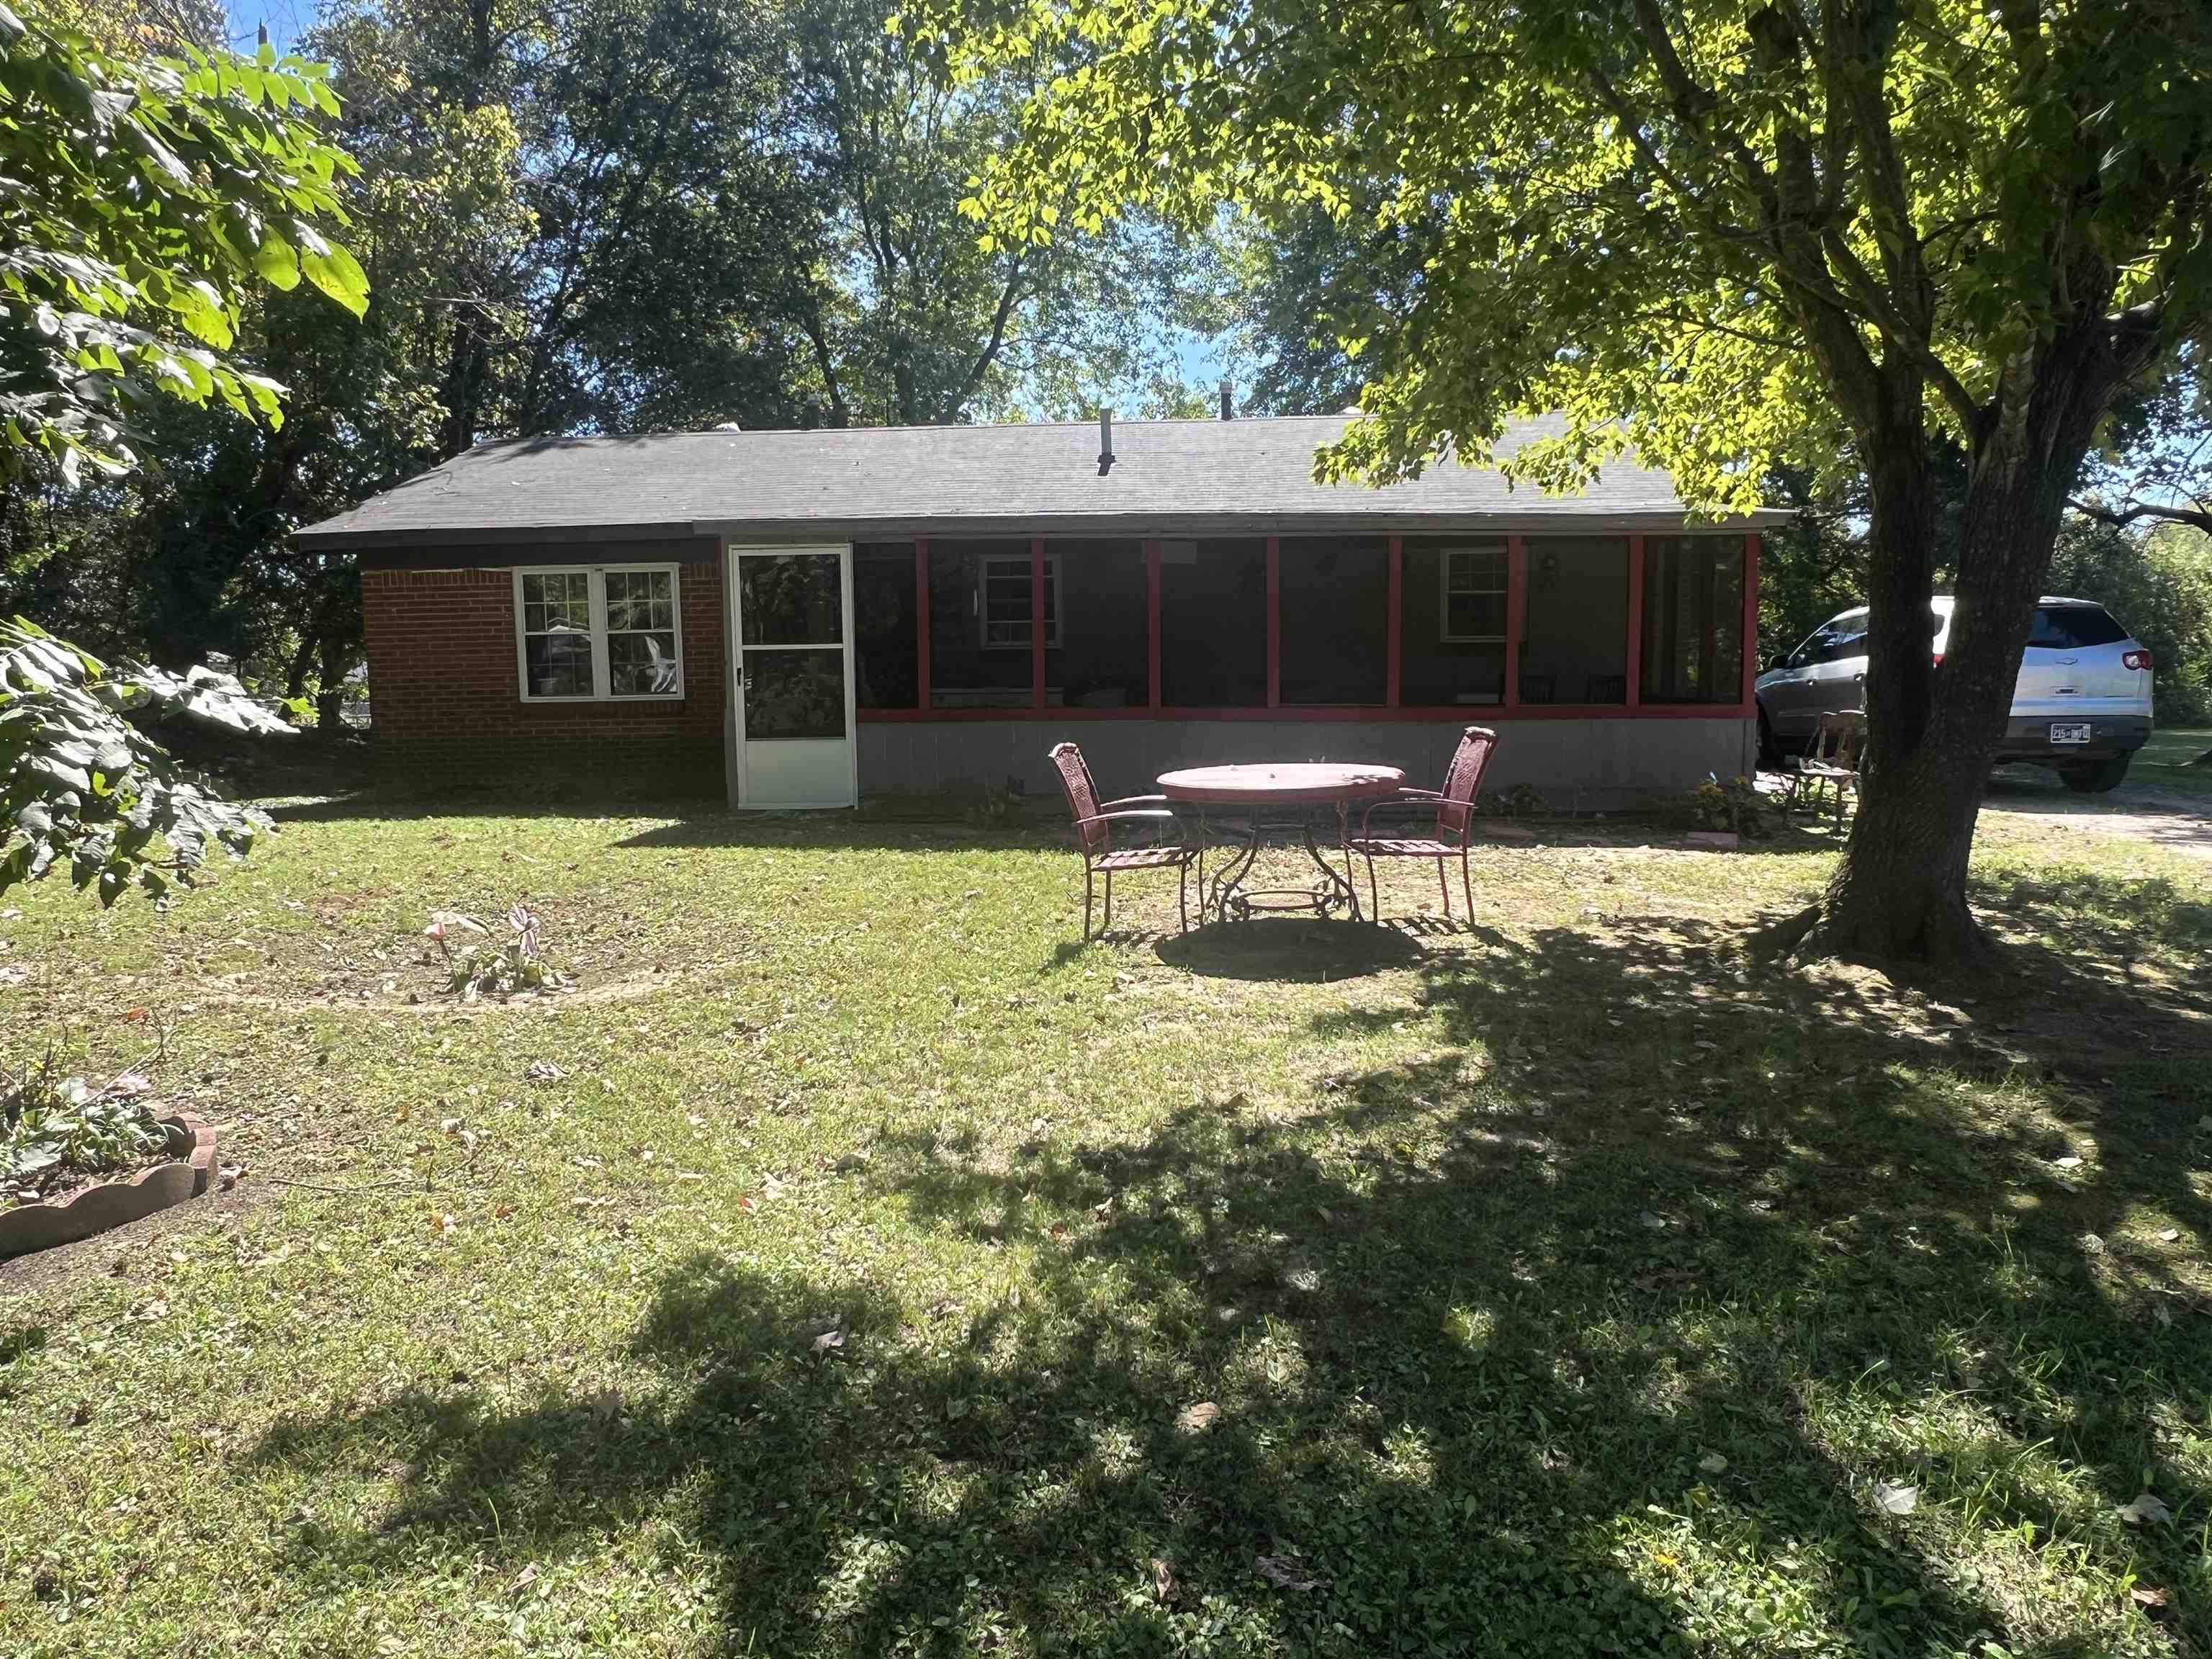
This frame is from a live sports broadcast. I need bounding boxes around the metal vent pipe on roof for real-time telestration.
[1219,379,1233,420]
[1097,409,1115,475]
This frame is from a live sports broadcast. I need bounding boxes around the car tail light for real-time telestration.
[2123,649,2153,670]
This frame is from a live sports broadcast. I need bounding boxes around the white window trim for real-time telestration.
[1439,545,1508,644]
[978,553,1062,650]
[512,562,685,703]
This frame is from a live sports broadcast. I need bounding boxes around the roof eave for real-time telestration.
[302,505,1794,554]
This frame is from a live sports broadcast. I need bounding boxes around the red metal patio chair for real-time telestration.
[1048,742,1198,940]
[1344,725,1500,927]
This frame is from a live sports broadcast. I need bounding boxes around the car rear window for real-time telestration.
[2028,606,2129,649]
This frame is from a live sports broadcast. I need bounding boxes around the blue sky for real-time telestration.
[225,1,313,55]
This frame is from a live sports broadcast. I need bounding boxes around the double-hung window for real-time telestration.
[1439,544,1508,642]
[513,565,683,701]
[978,554,1060,649]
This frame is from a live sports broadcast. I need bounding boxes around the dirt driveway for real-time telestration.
[1979,768,2212,860]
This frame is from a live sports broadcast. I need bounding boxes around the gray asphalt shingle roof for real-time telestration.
[295,413,1788,547]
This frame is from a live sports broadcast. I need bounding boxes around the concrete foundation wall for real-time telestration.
[858,717,1755,811]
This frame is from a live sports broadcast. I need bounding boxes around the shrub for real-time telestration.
[2,1055,171,1203]
[1686,773,1768,837]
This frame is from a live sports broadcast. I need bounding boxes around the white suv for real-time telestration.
[1756,595,2154,792]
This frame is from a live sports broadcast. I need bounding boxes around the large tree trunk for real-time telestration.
[1792,335,2116,966]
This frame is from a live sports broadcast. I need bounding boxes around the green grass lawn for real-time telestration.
[3,791,2209,1656]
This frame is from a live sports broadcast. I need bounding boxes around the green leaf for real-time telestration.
[253,226,300,290]
[300,240,369,319]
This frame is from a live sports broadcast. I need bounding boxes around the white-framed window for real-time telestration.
[1439,544,1508,643]
[512,564,684,701]
[979,554,1061,649]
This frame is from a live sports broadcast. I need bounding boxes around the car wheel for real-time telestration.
[2057,755,2131,793]
[1756,705,1782,771]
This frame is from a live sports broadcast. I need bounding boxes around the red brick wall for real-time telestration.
[360,549,726,793]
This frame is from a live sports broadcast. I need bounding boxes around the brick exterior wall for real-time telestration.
[360,551,726,794]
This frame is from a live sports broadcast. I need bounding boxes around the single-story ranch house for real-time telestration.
[295,414,1788,809]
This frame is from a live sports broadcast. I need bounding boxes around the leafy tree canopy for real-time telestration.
[0,4,367,485]
[0,4,367,902]
[916,0,2208,501]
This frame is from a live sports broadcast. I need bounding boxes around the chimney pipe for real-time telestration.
[1097,409,1115,476]
[1219,379,1233,421]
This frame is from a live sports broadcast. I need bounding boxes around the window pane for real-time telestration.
[523,571,590,635]
[742,648,846,738]
[524,630,595,698]
[608,629,679,696]
[1521,538,1628,705]
[740,554,842,646]
[1280,535,1386,704]
[1048,539,1146,708]
[605,569,674,633]
[855,544,918,709]
[2030,605,2128,649]
[1402,537,1505,706]
[930,539,1032,707]
[1162,537,1266,707]
[982,559,1034,646]
[1640,537,1745,703]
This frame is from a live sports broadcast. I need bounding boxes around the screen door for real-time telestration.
[729,545,856,809]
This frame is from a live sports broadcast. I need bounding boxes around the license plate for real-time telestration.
[2050,722,2092,745]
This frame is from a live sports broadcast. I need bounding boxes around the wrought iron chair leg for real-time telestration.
[1462,848,1473,927]
[1178,858,1189,932]
[1103,869,1114,932]
[1082,862,1094,942]
[1367,855,1380,926]
[1437,860,1452,919]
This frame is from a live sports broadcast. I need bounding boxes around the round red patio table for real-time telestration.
[1157,763,1406,923]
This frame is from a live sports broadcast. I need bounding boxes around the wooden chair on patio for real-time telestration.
[1343,725,1500,927]
[1048,742,1199,940]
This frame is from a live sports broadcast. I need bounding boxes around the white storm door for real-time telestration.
[729,544,857,809]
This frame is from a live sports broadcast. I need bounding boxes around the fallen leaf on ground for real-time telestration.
[2131,1584,2168,1611]
[1176,1402,1221,1435]
[1254,1553,1317,1592]
[1873,1482,1917,1516]
[1150,1557,1176,1604]
[812,1328,845,1354]
[1698,1453,1727,1475]
[2118,1492,2172,1526]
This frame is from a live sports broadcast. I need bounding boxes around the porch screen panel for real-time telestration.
[1640,536,1745,703]
[1161,537,1267,706]
[1400,536,1507,706]
[1278,535,1387,704]
[854,543,918,708]
[1046,539,1146,708]
[928,538,1034,709]
[1519,537,1629,705]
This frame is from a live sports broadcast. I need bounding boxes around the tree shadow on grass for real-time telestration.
[243,866,2211,1655]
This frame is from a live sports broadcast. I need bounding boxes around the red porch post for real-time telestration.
[1385,535,1403,708]
[1145,539,1163,712]
[913,536,930,710]
[1624,533,1645,708]
[1265,534,1281,709]
[1740,531,1762,707]
[1030,536,1047,709]
[1504,534,1526,709]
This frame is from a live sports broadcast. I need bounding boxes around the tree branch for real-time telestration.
[2067,495,2212,534]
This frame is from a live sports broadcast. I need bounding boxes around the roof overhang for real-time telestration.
[313,507,1794,565]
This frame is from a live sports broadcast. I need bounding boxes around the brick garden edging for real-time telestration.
[0,1115,218,1259]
